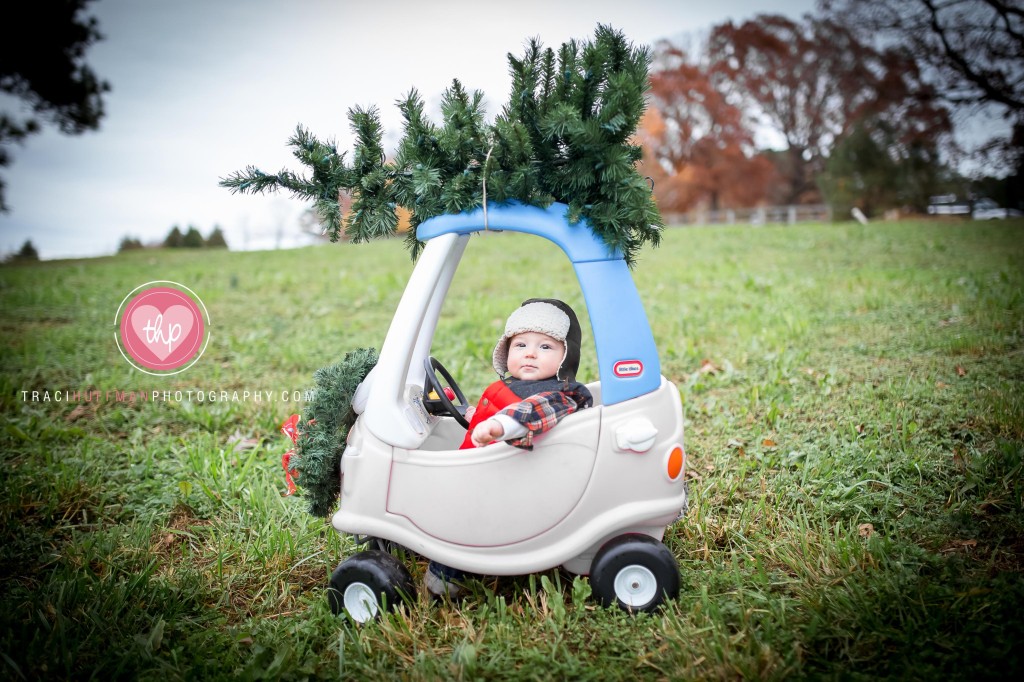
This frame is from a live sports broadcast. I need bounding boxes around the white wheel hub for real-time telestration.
[343,582,380,622]
[613,564,657,607]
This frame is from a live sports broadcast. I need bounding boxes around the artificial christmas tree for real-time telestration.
[221,24,662,266]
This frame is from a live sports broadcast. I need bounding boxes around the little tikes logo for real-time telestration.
[613,360,644,378]
[115,281,210,375]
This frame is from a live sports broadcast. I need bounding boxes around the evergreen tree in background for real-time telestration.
[820,117,944,218]
[157,224,229,250]
[206,225,228,248]
[118,236,143,252]
[182,225,204,248]
[5,239,40,263]
[163,226,183,248]
[221,25,663,266]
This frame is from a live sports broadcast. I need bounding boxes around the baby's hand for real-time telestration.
[465,405,476,420]
[471,418,504,448]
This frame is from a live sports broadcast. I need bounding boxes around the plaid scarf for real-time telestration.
[497,383,593,450]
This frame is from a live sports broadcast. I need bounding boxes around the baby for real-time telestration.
[427,299,593,598]
[461,298,593,449]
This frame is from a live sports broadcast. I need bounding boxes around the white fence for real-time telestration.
[663,204,833,227]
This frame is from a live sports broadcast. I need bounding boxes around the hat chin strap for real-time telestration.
[555,347,568,381]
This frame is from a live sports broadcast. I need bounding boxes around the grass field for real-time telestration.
[1,218,1022,680]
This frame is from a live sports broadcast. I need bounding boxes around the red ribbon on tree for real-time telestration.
[281,413,300,442]
[280,414,300,496]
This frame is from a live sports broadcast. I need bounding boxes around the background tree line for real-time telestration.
[118,224,228,252]
[5,225,228,264]
[642,0,1022,219]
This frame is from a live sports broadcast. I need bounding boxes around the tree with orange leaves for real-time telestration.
[645,43,776,214]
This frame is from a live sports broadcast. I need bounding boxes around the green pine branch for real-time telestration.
[220,24,663,266]
[293,347,379,517]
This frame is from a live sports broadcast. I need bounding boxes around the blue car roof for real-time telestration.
[417,201,622,262]
[417,202,663,405]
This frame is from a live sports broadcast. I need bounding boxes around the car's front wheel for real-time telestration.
[590,534,680,613]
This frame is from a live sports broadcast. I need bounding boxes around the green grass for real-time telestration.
[2,218,1022,680]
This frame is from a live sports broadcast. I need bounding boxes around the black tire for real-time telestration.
[327,550,416,623]
[590,534,680,613]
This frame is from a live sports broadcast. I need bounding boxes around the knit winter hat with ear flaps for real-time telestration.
[492,299,583,382]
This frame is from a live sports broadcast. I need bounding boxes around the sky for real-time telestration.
[0,0,818,260]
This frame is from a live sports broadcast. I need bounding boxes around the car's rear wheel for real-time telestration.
[327,550,415,623]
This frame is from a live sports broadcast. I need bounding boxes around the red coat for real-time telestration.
[459,380,521,449]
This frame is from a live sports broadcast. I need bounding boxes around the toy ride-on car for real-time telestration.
[327,201,687,622]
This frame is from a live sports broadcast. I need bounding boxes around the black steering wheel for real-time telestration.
[422,356,470,429]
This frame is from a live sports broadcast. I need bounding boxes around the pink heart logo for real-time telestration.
[130,305,195,360]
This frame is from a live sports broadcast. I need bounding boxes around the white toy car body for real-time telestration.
[328,201,687,621]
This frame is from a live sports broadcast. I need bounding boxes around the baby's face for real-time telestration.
[506,332,565,380]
